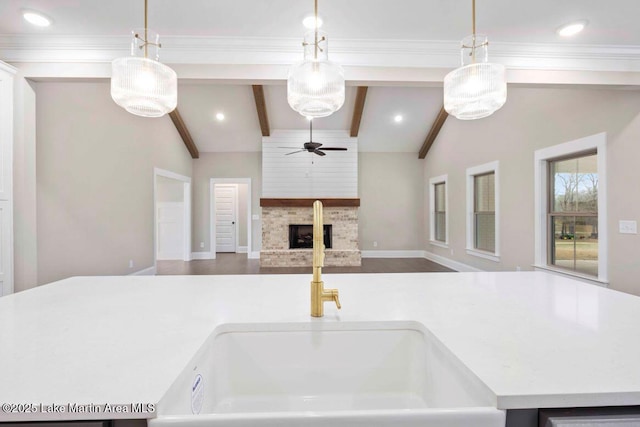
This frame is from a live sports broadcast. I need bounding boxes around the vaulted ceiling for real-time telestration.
[2,0,639,154]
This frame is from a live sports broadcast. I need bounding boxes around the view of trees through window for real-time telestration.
[549,152,598,276]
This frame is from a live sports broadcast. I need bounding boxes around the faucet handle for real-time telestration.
[332,291,341,309]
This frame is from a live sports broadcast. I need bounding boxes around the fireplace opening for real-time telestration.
[289,224,332,249]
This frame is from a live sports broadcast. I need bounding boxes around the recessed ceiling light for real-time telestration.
[557,20,587,37]
[22,10,52,27]
[302,15,323,30]
[215,113,225,121]
[394,115,403,123]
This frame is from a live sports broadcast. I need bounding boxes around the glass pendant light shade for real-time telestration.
[287,30,345,118]
[444,34,507,120]
[111,29,177,118]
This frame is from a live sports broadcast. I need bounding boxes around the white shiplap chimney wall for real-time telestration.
[262,130,358,198]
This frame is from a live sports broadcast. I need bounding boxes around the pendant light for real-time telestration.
[111,0,177,118]
[287,0,345,118]
[443,0,506,120]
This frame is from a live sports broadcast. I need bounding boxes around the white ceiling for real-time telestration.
[2,0,639,153]
[2,0,639,45]
[359,87,443,152]
[177,83,262,152]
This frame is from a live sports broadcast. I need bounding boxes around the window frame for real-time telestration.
[534,133,608,285]
[429,174,448,247]
[466,161,500,262]
[547,152,598,272]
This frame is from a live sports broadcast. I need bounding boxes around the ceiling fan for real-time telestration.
[281,120,348,156]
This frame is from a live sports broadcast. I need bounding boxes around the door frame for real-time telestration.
[210,178,252,259]
[154,168,191,268]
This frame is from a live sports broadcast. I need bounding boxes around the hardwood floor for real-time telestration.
[156,253,453,275]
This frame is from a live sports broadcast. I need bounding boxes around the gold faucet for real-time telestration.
[311,200,341,317]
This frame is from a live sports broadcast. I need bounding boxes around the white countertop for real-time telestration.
[1,271,640,421]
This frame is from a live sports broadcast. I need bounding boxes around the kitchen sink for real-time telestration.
[150,321,504,427]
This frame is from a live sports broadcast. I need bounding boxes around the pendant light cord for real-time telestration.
[144,0,148,58]
[471,0,476,62]
[314,0,318,60]
[472,0,476,36]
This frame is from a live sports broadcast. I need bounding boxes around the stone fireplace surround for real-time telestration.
[260,199,362,267]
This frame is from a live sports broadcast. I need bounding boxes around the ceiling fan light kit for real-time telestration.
[443,0,507,120]
[287,0,345,118]
[111,0,177,118]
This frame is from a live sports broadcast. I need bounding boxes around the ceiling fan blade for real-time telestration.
[286,150,305,155]
[319,147,348,151]
[279,146,303,149]
[313,150,326,156]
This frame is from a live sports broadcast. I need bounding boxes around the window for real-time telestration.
[429,175,448,246]
[548,153,598,276]
[466,161,499,261]
[434,183,446,242]
[534,133,607,284]
[474,173,495,252]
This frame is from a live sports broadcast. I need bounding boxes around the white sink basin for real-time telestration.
[151,321,504,427]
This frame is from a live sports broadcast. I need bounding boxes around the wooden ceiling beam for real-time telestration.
[252,85,270,137]
[350,86,368,137]
[418,105,449,159]
[168,108,199,159]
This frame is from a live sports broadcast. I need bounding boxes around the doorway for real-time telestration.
[210,178,251,259]
[154,168,191,264]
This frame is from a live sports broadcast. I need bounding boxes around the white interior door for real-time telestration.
[156,202,185,260]
[215,184,237,253]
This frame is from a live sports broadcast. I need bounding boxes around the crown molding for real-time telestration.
[493,42,640,72]
[1,34,640,73]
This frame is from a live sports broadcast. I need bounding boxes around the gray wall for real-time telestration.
[359,152,425,251]
[35,82,192,285]
[237,183,249,247]
[13,77,37,292]
[423,86,640,296]
[191,152,262,253]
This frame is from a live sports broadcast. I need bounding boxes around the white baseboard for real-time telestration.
[236,246,248,254]
[157,254,184,261]
[248,251,260,259]
[361,250,427,258]
[129,266,156,276]
[191,251,214,260]
[423,251,483,272]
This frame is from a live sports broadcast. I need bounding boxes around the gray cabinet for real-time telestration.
[540,407,640,426]
[507,407,640,427]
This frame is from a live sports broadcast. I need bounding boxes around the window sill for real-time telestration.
[466,248,500,262]
[429,240,449,249]
[533,264,609,287]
